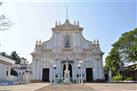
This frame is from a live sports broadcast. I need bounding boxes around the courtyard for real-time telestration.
[0,83,136,91]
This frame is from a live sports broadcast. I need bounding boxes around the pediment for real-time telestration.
[52,19,83,31]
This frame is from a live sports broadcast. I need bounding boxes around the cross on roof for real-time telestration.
[66,6,68,19]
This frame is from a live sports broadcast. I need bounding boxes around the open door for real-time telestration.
[42,68,49,82]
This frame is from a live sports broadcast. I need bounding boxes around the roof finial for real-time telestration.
[66,6,68,19]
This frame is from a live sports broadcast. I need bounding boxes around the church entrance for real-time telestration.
[42,68,49,82]
[63,64,72,80]
[86,68,93,81]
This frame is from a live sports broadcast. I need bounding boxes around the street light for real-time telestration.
[53,64,57,69]
[77,64,81,83]
[77,60,84,84]
[78,64,81,69]
[53,64,57,84]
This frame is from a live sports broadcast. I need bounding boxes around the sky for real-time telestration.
[0,0,136,64]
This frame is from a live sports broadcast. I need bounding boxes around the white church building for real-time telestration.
[31,19,104,83]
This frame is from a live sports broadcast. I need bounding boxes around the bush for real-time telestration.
[125,77,133,81]
[112,74,122,81]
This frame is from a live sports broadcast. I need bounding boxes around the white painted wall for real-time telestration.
[0,63,9,80]
[31,19,104,82]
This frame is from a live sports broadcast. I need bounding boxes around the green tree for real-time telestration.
[105,47,121,75]
[10,51,21,64]
[114,28,137,62]
[0,51,26,64]
[0,52,9,58]
[105,28,137,76]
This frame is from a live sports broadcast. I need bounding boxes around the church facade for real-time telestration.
[31,19,104,83]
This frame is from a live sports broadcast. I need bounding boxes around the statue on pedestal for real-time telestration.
[63,57,71,84]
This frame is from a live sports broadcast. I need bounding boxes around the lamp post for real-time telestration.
[77,60,83,84]
[77,64,81,83]
[53,64,57,84]
[56,58,60,81]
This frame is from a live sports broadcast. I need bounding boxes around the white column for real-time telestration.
[40,61,43,80]
[57,59,60,80]
[81,67,83,84]
[77,33,80,47]
[78,66,80,83]
[73,33,76,47]
[98,59,104,79]
[53,60,56,84]
[83,66,86,81]
[97,64,100,79]
[58,33,61,47]
[97,60,100,79]
[39,61,42,80]
[74,61,76,82]
[37,61,40,80]
[101,59,104,79]
[76,59,79,83]
[50,66,53,84]
[49,60,53,84]
[100,59,104,79]
[54,32,60,47]
[60,62,63,80]
[80,61,83,84]
[93,60,97,80]
[35,61,38,80]
[75,32,78,47]
[32,61,36,80]
[8,66,11,76]
[53,33,56,47]
[71,63,74,81]
[36,61,40,80]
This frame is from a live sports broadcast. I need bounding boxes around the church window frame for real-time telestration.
[64,35,71,48]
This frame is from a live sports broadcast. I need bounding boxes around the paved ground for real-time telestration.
[85,83,137,91]
[0,83,137,91]
[0,83,49,91]
[36,84,93,91]
[36,83,137,91]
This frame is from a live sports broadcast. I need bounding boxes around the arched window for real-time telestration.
[64,35,71,48]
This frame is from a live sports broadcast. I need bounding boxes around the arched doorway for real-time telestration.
[63,64,72,80]
[86,68,93,82]
[42,68,49,82]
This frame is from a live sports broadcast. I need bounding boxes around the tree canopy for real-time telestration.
[10,51,21,64]
[0,51,26,64]
[105,28,137,75]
